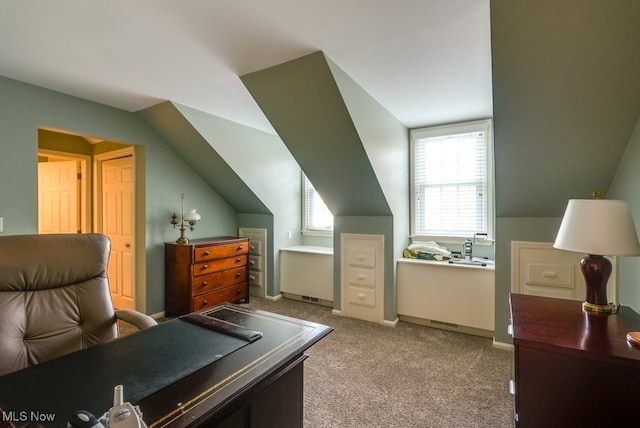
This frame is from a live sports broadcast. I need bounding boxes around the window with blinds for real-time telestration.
[303,173,333,233]
[410,119,493,242]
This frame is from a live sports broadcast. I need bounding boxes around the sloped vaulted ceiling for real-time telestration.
[242,51,392,217]
[137,101,270,214]
[491,0,640,217]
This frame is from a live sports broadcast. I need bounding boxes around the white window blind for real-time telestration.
[303,174,333,232]
[410,120,493,241]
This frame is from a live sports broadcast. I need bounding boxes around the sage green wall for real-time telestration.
[609,118,640,313]
[242,51,407,322]
[137,102,268,214]
[491,0,640,218]
[0,76,239,315]
[490,0,640,344]
[242,52,392,217]
[327,57,409,322]
[173,103,303,297]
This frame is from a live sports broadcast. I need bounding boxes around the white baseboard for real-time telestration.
[383,317,399,327]
[492,339,514,351]
[150,311,165,320]
[265,293,282,302]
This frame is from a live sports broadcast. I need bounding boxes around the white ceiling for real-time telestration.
[0,0,492,134]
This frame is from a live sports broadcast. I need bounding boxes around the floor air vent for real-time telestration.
[429,320,460,330]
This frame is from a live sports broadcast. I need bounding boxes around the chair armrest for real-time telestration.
[115,309,158,330]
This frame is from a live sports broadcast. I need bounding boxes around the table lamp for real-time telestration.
[170,193,202,244]
[553,198,640,314]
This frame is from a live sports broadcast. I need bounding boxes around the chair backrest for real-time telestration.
[0,233,118,377]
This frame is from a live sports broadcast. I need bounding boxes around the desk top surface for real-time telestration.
[510,293,640,365]
[0,304,332,428]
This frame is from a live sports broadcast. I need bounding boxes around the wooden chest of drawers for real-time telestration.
[165,237,250,316]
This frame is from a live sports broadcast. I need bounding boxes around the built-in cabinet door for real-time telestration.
[341,233,384,324]
[511,241,618,304]
[239,228,267,298]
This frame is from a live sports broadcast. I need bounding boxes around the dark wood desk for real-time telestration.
[510,293,640,427]
[0,304,332,428]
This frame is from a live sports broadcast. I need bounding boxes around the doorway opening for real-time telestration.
[37,128,142,311]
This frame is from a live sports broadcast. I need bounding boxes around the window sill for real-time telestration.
[302,229,333,238]
[411,236,494,247]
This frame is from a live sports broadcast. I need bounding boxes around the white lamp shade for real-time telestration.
[553,199,640,256]
[184,209,201,222]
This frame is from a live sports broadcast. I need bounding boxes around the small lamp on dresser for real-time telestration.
[170,193,201,245]
[553,196,640,314]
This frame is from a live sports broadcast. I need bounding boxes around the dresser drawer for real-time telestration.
[347,286,376,308]
[192,266,247,295]
[347,266,375,288]
[194,241,249,262]
[192,284,248,311]
[248,254,263,271]
[347,247,376,268]
[249,271,263,287]
[193,255,248,276]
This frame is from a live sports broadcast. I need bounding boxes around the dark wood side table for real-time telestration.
[509,293,640,427]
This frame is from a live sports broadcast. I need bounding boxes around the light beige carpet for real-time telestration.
[121,297,515,427]
[242,297,515,428]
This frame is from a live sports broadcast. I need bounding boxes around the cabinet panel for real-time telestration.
[397,259,494,335]
[249,271,263,287]
[249,254,262,271]
[280,247,333,302]
[347,286,376,307]
[347,248,376,268]
[347,267,375,288]
[341,234,384,324]
[239,228,267,299]
[511,241,618,304]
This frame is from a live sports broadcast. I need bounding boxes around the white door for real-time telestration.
[102,156,135,310]
[38,160,79,234]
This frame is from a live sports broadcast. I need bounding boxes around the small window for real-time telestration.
[302,173,333,233]
[410,119,494,243]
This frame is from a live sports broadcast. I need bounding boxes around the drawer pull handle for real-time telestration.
[236,272,241,277]
[203,251,210,256]
[237,246,244,250]
[250,260,255,266]
[201,281,208,287]
[542,271,557,278]
[236,289,241,294]
[251,245,255,250]
[202,264,208,270]
[357,274,365,280]
[202,300,208,306]
[357,293,366,300]
[250,276,256,281]
[357,254,365,260]
[236,258,241,262]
